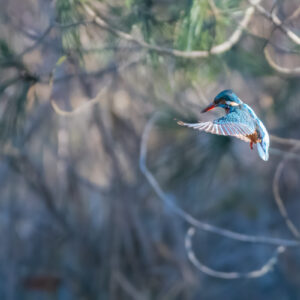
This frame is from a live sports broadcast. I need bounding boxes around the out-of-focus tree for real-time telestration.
[0,0,299,299]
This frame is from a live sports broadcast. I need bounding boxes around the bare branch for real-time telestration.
[273,145,300,238]
[264,47,300,76]
[51,85,109,116]
[286,6,300,22]
[269,136,300,161]
[185,227,285,279]
[270,148,300,162]
[208,0,221,19]
[51,55,144,116]
[82,1,259,59]
[139,112,300,247]
[270,135,300,146]
[19,24,54,57]
[247,1,300,76]
[115,272,148,300]
[3,149,72,235]
[249,0,300,45]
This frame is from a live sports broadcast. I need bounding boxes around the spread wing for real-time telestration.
[177,112,256,143]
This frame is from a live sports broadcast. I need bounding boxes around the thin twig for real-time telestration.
[208,0,220,19]
[264,47,300,76]
[185,227,285,279]
[51,86,109,116]
[270,135,300,146]
[51,56,144,116]
[53,20,93,29]
[115,271,148,300]
[270,148,300,162]
[19,24,54,57]
[3,150,72,235]
[286,6,300,22]
[273,145,300,238]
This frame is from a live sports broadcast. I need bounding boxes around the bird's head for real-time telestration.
[202,90,243,113]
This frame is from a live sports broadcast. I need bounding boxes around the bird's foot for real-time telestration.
[250,142,253,150]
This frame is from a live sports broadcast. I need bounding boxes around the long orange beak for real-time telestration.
[201,103,216,113]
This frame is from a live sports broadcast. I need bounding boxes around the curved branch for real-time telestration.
[264,47,300,76]
[51,86,108,116]
[185,227,285,279]
[50,56,143,116]
[139,112,300,247]
[273,145,300,238]
[247,1,300,76]
[82,1,259,59]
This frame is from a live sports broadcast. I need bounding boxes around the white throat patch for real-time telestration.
[225,101,239,106]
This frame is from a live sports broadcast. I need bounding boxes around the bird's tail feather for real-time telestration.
[257,141,269,161]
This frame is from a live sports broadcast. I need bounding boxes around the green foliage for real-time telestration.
[214,0,243,10]
[0,39,23,69]
[174,0,244,52]
[225,47,272,77]
[0,40,35,143]
[125,0,135,8]
[55,0,82,52]
[0,82,31,143]
[0,39,13,58]
[175,0,214,51]
[127,0,155,42]
[56,55,68,66]
[104,0,246,80]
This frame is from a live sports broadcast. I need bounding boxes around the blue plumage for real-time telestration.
[178,90,270,161]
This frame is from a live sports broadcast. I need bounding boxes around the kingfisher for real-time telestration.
[177,90,270,161]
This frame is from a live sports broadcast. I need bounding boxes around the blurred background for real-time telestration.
[0,0,300,299]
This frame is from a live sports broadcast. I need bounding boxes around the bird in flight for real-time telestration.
[177,90,269,161]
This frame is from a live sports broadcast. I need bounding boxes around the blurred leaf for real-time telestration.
[56,55,68,66]
[214,0,243,10]
[0,39,14,58]
[174,0,212,51]
[125,0,135,8]
[0,82,31,143]
[55,0,82,52]
[225,47,272,76]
